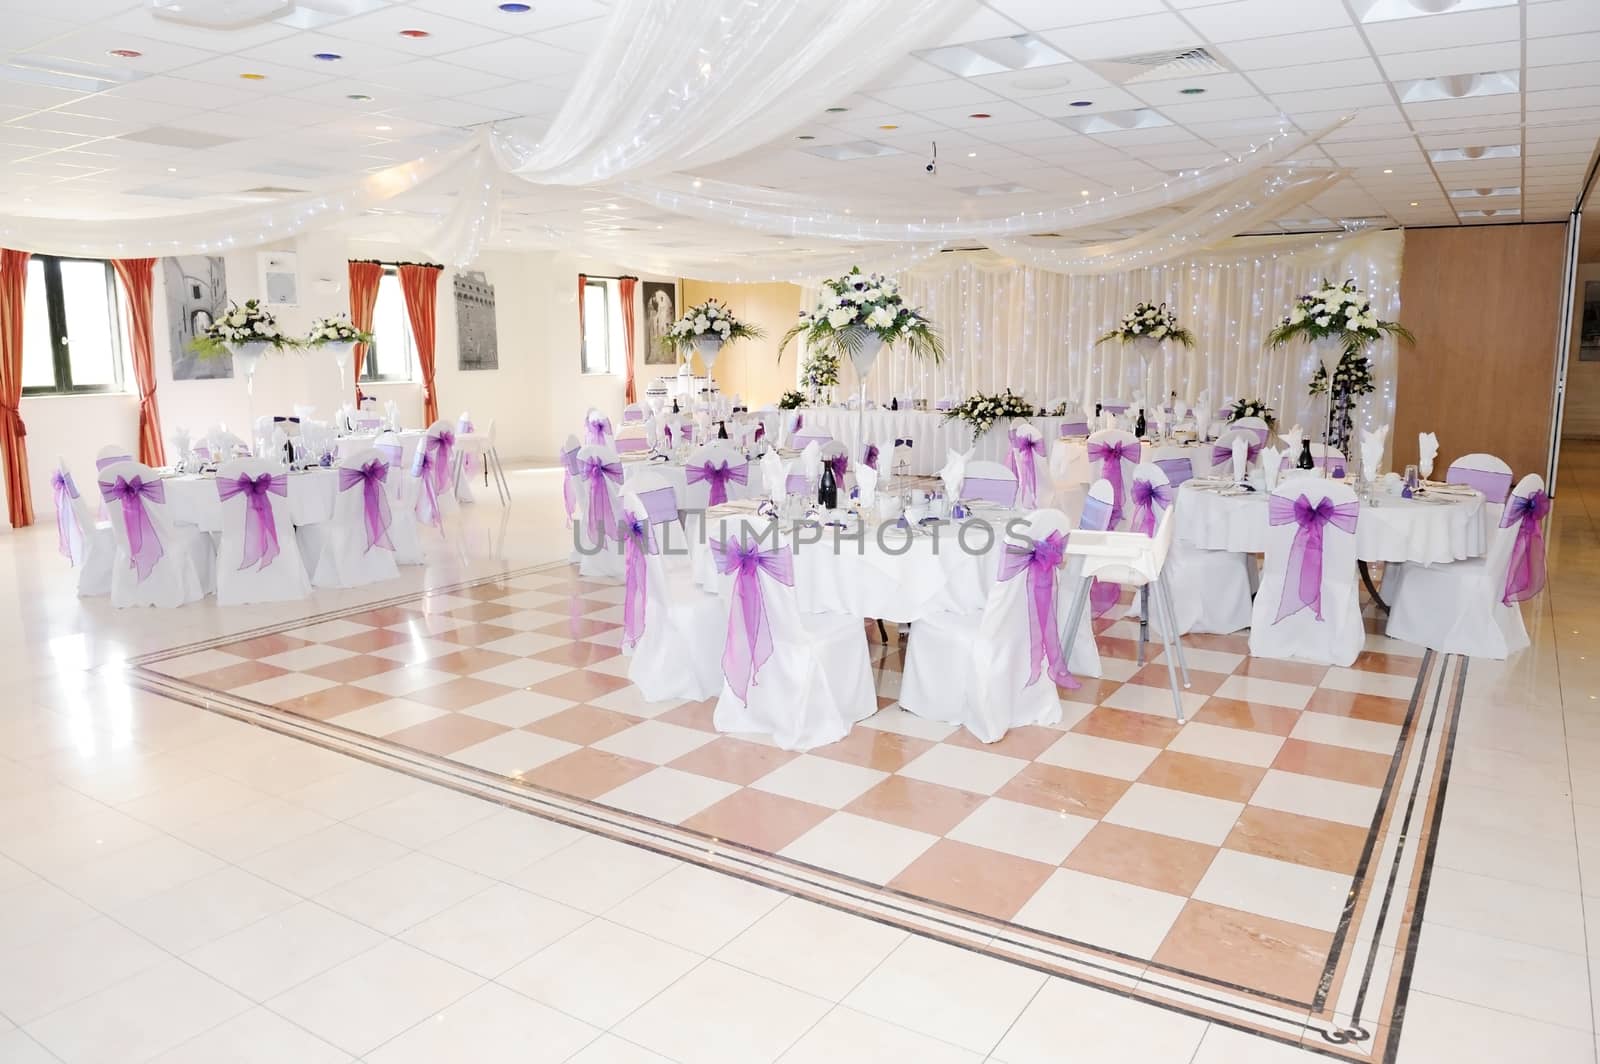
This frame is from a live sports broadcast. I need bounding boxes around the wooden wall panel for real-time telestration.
[1394,223,1567,480]
[681,280,802,406]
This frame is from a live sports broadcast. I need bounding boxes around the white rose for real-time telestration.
[693,315,709,332]
[1315,315,1332,327]
[1152,325,1168,339]
[1289,308,1306,324]
[706,305,719,319]
[866,306,894,329]
[826,307,855,329]
[1131,324,1142,334]
[1344,305,1359,318]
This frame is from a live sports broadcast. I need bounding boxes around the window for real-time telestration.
[21,256,127,395]
[581,277,625,375]
[362,268,415,382]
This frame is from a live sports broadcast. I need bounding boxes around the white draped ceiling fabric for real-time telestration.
[809,229,1405,443]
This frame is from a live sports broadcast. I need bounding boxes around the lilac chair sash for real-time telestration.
[585,416,613,447]
[1268,493,1359,622]
[1154,457,1193,487]
[581,457,623,547]
[1079,496,1112,532]
[861,444,879,471]
[216,472,287,571]
[338,459,394,554]
[412,447,442,528]
[1448,465,1513,504]
[99,474,165,582]
[792,431,831,449]
[354,417,384,431]
[1086,440,1138,527]
[96,453,131,471]
[1058,421,1090,438]
[784,472,809,496]
[1500,490,1550,605]
[1006,433,1046,509]
[1101,402,1128,415]
[961,475,1017,507]
[1129,479,1173,538]
[997,530,1079,691]
[710,538,794,704]
[1211,440,1262,468]
[426,429,455,495]
[825,453,848,486]
[615,436,649,454]
[621,513,656,650]
[376,442,403,468]
[634,486,679,525]
[687,459,748,507]
[558,445,581,527]
[622,408,646,423]
[51,470,79,560]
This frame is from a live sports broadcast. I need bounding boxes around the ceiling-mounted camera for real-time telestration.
[926,140,937,175]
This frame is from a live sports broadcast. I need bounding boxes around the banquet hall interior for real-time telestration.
[2,0,1599,1061]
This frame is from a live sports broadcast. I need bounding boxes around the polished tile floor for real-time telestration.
[0,450,1595,1063]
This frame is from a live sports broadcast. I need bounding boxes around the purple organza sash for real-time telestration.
[1129,479,1173,538]
[1448,465,1514,504]
[581,457,623,547]
[1154,457,1193,487]
[1211,440,1262,468]
[784,472,809,496]
[661,423,676,448]
[52,470,78,560]
[1058,421,1090,438]
[217,472,287,571]
[413,448,442,528]
[962,475,1017,507]
[100,475,165,582]
[95,454,131,471]
[616,436,649,454]
[1268,493,1359,622]
[753,423,765,444]
[635,486,679,525]
[1500,490,1550,605]
[427,429,455,495]
[792,431,831,449]
[1101,402,1128,415]
[1086,440,1138,527]
[559,446,580,528]
[862,444,879,471]
[585,416,613,447]
[688,459,748,507]
[338,459,394,554]
[621,513,656,650]
[825,453,848,486]
[1006,433,1046,508]
[710,538,794,704]
[997,530,1079,690]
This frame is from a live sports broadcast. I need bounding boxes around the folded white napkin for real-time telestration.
[1174,402,1189,424]
[1083,397,1097,424]
[1281,425,1303,459]
[1194,409,1211,441]
[1231,435,1248,483]
[762,450,788,504]
[1261,447,1283,490]
[385,400,399,430]
[1196,389,1211,416]
[855,463,878,509]
[171,425,191,457]
[1418,432,1438,479]
[1361,426,1389,482]
[940,447,972,501]
[801,440,821,483]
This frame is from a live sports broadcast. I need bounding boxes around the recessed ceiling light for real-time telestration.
[399,28,430,38]
[692,179,702,188]
[1178,87,1205,95]
[1080,189,1090,196]
[967,151,976,157]
[1409,201,1419,206]
[1069,100,1093,107]
[498,2,531,10]
[108,49,142,58]
[879,123,898,130]
[1383,168,1393,173]
[313,52,341,61]
[825,106,848,113]
[347,93,371,101]
[166,166,177,172]
[968,112,991,119]
[376,124,392,131]
[239,72,266,80]
[915,33,1070,78]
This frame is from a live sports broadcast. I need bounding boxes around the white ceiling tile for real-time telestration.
[1155,96,1285,123]
[1528,87,1600,112]
[1364,8,1521,54]
[1181,0,1352,43]
[1527,32,1600,68]
[1038,13,1202,60]
[923,100,1049,127]
[1251,57,1386,93]
[929,6,1026,47]
[868,77,1002,111]
[1212,28,1371,71]
[1022,86,1153,115]
[985,0,1169,28]
[1268,84,1395,112]
[366,58,513,99]
[173,55,337,90]
[968,63,1110,100]
[1528,0,1600,37]
[1124,72,1262,103]
[322,7,505,55]
[1378,43,1521,82]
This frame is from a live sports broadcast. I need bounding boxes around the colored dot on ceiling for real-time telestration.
[1179,87,1205,95]
[239,72,267,80]
[878,123,898,130]
[108,48,142,58]
[498,2,531,10]
[399,28,431,38]
[796,134,815,140]
[968,112,991,119]
[313,52,342,61]
[1069,100,1093,107]
[347,93,372,101]
[825,106,848,113]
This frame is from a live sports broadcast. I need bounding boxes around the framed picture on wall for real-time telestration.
[455,269,499,370]
[642,280,680,365]
[163,255,232,381]
[1581,280,1600,362]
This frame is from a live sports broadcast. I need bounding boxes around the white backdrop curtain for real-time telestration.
[812,228,1404,441]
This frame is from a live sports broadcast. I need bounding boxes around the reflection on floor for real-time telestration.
[0,452,1595,1064]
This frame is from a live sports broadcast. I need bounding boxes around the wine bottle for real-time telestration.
[818,461,837,510]
[1297,439,1315,470]
[1134,408,1147,438]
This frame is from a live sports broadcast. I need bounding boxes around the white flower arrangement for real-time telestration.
[658,298,762,358]
[777,389,807,410]
[779,266,943,363]
[1097,301,1196,348]
[1268,278,1413,358]
[801,349,840,391]
[943,388,1034,440]
[1227,397,1276,427]
[191,299,297,358]
[305,315,373,346]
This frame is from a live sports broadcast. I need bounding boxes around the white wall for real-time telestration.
[9,235,670,520]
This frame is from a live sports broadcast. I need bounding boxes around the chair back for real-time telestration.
[51,460,91,565]
[1259,479,1360,625]
[972,508,1081,691]
[818,440,849,487]
[615,424,650,454]
[960,460,1018,507]
[584,408,613,447]
[1210,429,1261,472]
[95,444,132,471]
[574,443,624,546]
[214,457,300,578]
[1278,442,1344,478]
[1080,478,1115,531]
[706,516,805,702]
[96,460,178,585]
[1230,416,1271,447]
[622,402,648,424]
[1147,444,1195,487]
[685,442,750,508]
[332,447,398,558]
[792,429,833,450]
[1085,428,1140,528]
[1099,398,1129,416]
[1128,462,1175,539]
[1447,452,1514,506]
[1490,472,1549,607]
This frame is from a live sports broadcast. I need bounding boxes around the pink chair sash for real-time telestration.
[1129,479,1173,538]
[1268,493,1359,622]
[99,474,165,582]
[997,530,1079,691]
[687,460,748,507]
[51,470,79,561]
[216,472,288,571]
[338,459,394,554]
[825,453,848,486]
[1086,440,1138,527]
[710,538,794,704]
[1500,490,1550,605]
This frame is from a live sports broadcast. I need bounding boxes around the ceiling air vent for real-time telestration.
[120,126,237,149]
[1087,46,1227,85]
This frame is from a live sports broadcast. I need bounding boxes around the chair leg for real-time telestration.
[489,448,510,506]
[1157,571,1191,689]
[1157,620,1186,723]
[1062,575,1092,664]
[1137,585,1150,666]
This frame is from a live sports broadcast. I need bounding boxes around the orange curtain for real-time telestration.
[0,249,33,528]
[619,275,638,403]
[399,263,443,425]
[348,260,383,405]
[111,258,165,467]
[576,273,588,368]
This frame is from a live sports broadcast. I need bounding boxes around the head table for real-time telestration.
[794,408,1074,476]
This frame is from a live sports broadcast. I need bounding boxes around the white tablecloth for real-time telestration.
[162,469,339,533]
[335,429,426,463]
[797,409,1072,475]
[1177,480,1487,565]
[688,501,1021,623]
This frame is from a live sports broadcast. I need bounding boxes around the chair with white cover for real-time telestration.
[1060,496,1193,720]
[1006,421,1050,509]
[583,408,613,447]
[1248,479,1363,666]
[900,509,1102,743]
[705,517,875,750]
[51,461,115,597]
[454,416,509,506]
[95,445,132,471]
[1099,398,1129,416]
[625,469,695,565]
[614,423,651,457]
[307,448,402,590]
[1383,472,1544,659]
[212,458,311,606]
[411,420,460,529]
[620,489,724,700]
[97,460,214,608]
[958,460,1018,507]
[558,434,582,532]
[621,402,648,425]
[818,440,850,494]
[1084,428,1140,529]
[777,410,804,447]
[375,431,425,566]
[1131,462,1252,637]
[1230,416,1271,447]
[1209,428,1262,476]
[791,427,833,450]
[682,442,751,511]
[574,444,626,581]
[1148,444,1196,488]
[1443,452,1514,522]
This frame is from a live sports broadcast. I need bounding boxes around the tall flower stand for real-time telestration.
[844,328,885,469]
[324,341,356,419]
[1310,337,1345,476]
[693,337,723,398]
[229,341,268,452]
